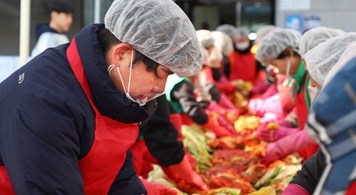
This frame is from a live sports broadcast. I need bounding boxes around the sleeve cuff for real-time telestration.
[282,184,310,195]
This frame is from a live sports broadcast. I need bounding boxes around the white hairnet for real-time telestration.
[211,31,233,56]
[304,33,356,86]
[255,28,302,65]
[104,0,202,77]
[216,24,240,43]
[254,25,278,45]
[299,26,345,59]
[200,46,209,65]
[196,30,215,49]
[323,40,356,87]
[237,27,250,37]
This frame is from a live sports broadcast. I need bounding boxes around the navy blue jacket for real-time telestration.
[0,24,154,194]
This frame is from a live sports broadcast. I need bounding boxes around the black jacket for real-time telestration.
[290,149,326,194]
[0,24,156,194]
[171,80,208,124]
[140,96,185,167]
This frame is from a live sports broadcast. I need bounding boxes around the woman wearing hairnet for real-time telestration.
[254,28,317,163]
[283,34,356,195]
[217,25,265,86]
[195,30,239,127]
[250,25,280,95]
[248,26,298,125]
[210,31,240,94]
[0,0,203,194]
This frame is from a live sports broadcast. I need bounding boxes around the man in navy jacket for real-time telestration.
[0,0,202,194]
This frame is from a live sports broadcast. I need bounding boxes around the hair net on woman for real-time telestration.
[211,31,233,56]
[236,27,250,37]
[104,0,202,77]
[304,33,356,86]
[196,30,222,68]
[323,40,356,87]
[299,26,345,59]
[254,25,278,45]
[216,24,240,43]
[196,30,215,49]
[255,28,302,66]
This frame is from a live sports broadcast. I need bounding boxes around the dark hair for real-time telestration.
[276,48,300,59]
[98,28,160,77]
[48,0,73,14]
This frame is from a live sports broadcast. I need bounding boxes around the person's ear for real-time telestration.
[286,48,294,58]
[111,43,133,67]
[51,11,58,20]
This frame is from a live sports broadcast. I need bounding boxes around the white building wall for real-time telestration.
[275,0,356,32]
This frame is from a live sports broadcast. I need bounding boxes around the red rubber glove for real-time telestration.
[216,113,237,134]
[205,101,224,113]
[278,119,294,128]
[249,82,269,96]
[140,178,177,195]
[282,184,310,195]
[218,75,231,84]
[215,82,237,94]
[255,122,299,142]
[202,117,232,137]
[261,85,278,99]
[167,155,209,191]
[184,150,197,167]
[161,151,198,182]
[218,93,239,112]
[260,129,316,164]
[205,101,239,123]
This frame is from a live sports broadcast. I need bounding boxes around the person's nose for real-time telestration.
[153,78,167,94]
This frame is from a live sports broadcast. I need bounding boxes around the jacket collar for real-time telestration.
[35,23,60,41]
[73,24,150,123]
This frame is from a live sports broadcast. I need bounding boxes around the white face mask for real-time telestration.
[235,41,249,51]
[107,49,165,106]
[286,57,292,80]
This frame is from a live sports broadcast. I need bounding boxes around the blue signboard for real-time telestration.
[285,14,304,33]
[304,15,321,31]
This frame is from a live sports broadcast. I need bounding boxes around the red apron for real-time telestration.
[198,67,215,86]
[277,76,295,116]
[131,138,154,178]
[0,38,139,194]
[346,181,356,194]
[295,75,318,160]
[132,139,147,176]
[295,92,308,130]
[227,50,257,82]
